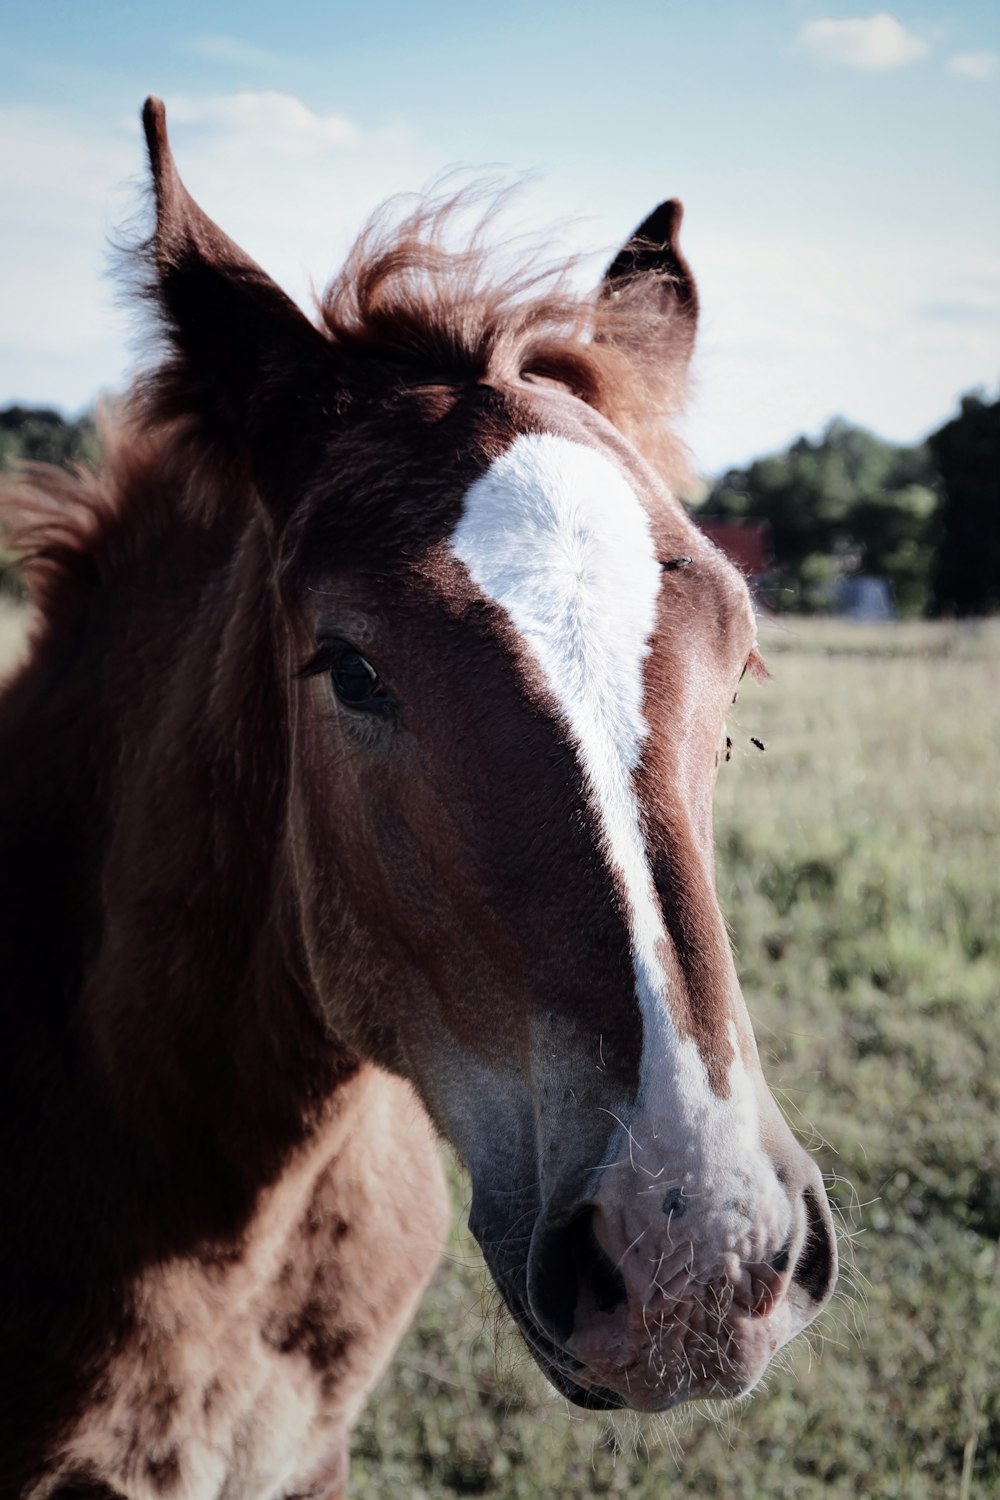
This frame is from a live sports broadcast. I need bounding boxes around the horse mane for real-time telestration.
[317,188,692,460]
[0,189,692,619]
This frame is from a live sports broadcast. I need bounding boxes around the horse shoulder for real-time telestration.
[32,1069,449,1500]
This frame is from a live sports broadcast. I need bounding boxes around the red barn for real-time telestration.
[695,519,771,579]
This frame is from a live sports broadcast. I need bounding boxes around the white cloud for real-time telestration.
[796,12,930,71]
[947,51,998,82]
[166,89,360,148]
[185,35,290,69]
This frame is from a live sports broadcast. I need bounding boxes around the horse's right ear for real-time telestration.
[596,199,699,375]
[140,97,337,512]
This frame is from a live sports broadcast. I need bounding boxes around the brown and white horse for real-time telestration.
[0,99,836,1498]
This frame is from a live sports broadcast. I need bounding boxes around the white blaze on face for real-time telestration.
[450,432,666,1023]
[449,432,772,1217]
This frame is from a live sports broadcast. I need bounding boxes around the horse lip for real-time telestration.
[547,1364,628,1411]
[495,1280,627,1410]
[474,1208,626,1409]
[519,1313,626,1411]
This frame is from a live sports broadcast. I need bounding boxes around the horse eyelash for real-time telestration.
[298,649,334,679]
[297,637,369,679]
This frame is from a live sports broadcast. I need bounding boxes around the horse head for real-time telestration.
[140,98,836,1415]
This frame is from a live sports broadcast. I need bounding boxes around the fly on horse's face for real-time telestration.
[284,380,837,1409]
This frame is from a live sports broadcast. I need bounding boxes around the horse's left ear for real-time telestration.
[597,199,699,371]
[140,97,337,513]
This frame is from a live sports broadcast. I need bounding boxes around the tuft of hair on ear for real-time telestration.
[590,199,700,490]
[132,97,339,514]
[596,199,698,368]
[602,199,697,305]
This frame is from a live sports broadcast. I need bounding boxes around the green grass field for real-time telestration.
[3,609,997,1497]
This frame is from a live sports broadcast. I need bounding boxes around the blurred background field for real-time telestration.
[343,615,1000,1500]
[1,604,997,1498]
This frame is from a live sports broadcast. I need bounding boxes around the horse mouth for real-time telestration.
[506,1296,707,1413]
[495,1271,767,1414]
[539,1355,627,1412]
[480,1215,718,1413]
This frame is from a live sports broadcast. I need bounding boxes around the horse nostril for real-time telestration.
[528,1208,627,1346]
[770,1240,790,1275]
[569,1210,627,1316]
[792,1186,837,1303]
[528,1218,577,1345]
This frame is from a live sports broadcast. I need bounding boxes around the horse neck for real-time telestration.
[0,495,355,1249]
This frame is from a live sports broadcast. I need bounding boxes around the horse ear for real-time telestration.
[597,199,698,370]
[140,97,336,510]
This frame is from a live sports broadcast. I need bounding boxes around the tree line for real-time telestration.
[697,390,1000,616]
[1,393,998,616]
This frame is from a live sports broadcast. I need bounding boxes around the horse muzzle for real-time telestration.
[515,1149,838,1413]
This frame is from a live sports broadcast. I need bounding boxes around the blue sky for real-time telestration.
[1,1,997,471]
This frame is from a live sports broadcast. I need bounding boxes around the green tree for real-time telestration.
[0,405,98,470]
[929,392,1000,616]
[700,419,938,614]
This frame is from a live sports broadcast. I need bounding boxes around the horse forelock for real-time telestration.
[317,187,695,489]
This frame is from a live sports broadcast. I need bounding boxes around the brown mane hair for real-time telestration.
[1,191,693,618]
[317,189,694,463]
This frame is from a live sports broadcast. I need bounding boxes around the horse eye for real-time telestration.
[329,645,386,707]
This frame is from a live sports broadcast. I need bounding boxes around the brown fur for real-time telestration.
[0,98,834,1496]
